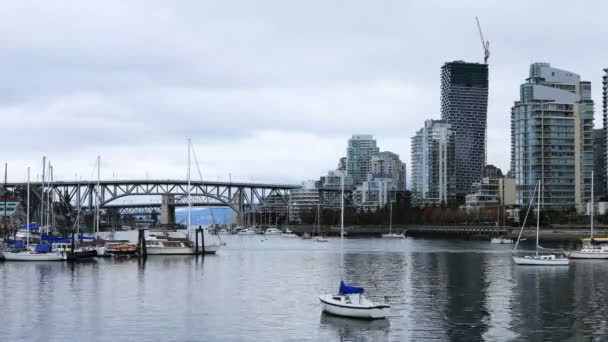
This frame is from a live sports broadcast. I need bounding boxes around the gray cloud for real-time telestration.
[1,0,607,185]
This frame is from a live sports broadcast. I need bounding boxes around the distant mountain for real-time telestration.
[174,207,233,226]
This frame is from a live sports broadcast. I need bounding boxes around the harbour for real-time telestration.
[1,236,608,341]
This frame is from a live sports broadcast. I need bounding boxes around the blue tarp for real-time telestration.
[19,223,39,230]
[77,234,95,240]
[35,244,52,253]
[339,281,364,295]
[4,240,24,248]
[40,236,71,243]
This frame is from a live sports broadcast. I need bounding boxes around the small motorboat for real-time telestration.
[491,237,513,244]
[237,228,257,235]
[319,281,390,319]
[264,228,283,235]
[315,236,329,242]
[302,233,312,240]
[282,228,298,238]
[381,233,405,239]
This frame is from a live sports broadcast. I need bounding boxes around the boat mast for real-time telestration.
[389,199,393,234]
[96,156,100,235]
[591,170,594,239]
[3,163,7,233]
[40,156,46,233]
[536,180,540,256]
[26,167,30,246]
[187,138,192,231]
[340,172,344,278]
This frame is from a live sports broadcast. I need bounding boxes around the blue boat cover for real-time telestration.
[41,236,71,243]
[35,244,52,253]
[78,234,95,240]
[339,281,364,295]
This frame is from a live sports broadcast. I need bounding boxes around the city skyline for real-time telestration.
[2,1,608,184]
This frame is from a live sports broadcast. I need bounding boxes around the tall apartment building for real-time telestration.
[411,120,456,206]
[593,129,606,198]
[603,68,608,197]
[289,180,320,223]
[511,63,594,210]
[441,61,489,199]
[371,151,407,191]
[346,134,379,186]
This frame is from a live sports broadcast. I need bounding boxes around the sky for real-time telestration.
[2,1,608,185]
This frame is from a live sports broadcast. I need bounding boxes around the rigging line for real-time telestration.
[190,142,222,244]
[513,181,538,253]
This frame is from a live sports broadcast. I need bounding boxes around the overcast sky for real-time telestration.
[2,1,607,185]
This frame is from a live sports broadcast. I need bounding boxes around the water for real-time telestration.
[1,237,607,341]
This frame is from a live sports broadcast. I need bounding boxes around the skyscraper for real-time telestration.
[511,63,594,210]
[440,61,489,199]
[346,134,379,186]
[371,151,407,191]
[411,120,456,206]
[603,68,608,197]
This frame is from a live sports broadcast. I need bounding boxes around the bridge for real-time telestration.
[5,179,301,225]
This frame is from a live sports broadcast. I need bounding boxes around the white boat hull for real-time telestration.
[203,244,220,254]
[491,238,513,244]
[146,246,196,255]
[569,250,608,259]
[319,294,389,319]
[381,234,404,239]
[512,255,569,266]
[3,251,67,261]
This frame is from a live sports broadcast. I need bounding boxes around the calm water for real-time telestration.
[1,236,607,341]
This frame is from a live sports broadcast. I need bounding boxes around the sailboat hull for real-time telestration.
[3,251,67,261]
[512,255,569,266]
[569,250,608,259]
[319,295,389,319]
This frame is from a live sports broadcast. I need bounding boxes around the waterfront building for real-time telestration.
[346,134,379,186]
[319,169,353,209]
[594,129,606,198]
[441,61,489,199]
[371,151,406,191]
[354,175,395,211]
[0,201,25,228]
[288,180,320,223]
[499,177,516,206]
[511,62,594,211]
[465,177,500,212]
[411,119,456,207]
[338,157,347,171]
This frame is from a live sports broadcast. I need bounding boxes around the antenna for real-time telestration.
[476,16,490,64]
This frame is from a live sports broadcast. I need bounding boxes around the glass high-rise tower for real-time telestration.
[440,61,489,200]
[511,63,594,210]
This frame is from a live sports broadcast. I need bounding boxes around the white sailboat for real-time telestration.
[319,173,390,319]
[313,203,328,242]
[512,181,569,266]
[381,200,404,238]
[570,171,608,259]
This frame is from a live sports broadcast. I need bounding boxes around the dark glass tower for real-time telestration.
[440,61,488,199]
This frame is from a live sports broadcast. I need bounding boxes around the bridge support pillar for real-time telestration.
[160,195,176,227]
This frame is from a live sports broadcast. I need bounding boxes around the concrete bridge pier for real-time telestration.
[160,195,176,226]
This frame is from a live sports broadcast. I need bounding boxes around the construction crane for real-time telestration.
[476,16,490,64]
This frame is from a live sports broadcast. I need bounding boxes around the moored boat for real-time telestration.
[319,282,390,319]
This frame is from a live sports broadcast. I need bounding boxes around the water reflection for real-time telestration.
[3,238,608,340]
[319,312,390,341]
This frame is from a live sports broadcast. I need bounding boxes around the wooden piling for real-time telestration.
[199,226,206,254]
[138,229,147,258]
[195,228,199,255]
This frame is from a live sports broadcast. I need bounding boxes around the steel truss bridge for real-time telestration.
[5,180,301,215]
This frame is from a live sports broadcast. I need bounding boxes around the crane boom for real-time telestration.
[475,16,490,64]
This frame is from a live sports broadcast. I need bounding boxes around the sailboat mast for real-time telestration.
[536,180,540,255]
[3,163,7,232]
[40,156,46,233]
[340,173,344,278]
[591,170,594,239]
[96,156,100,235]
[187,139,192,231]
[389,199,392,234]
[26,167,30,246]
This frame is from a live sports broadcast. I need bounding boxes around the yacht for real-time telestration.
[282,228,298,238]
[237,228,257,235]
[265,228,283,235]
[569,238,608,259]
[490,236,513,244]
[96,241,139,257]
[146,237,196,255]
